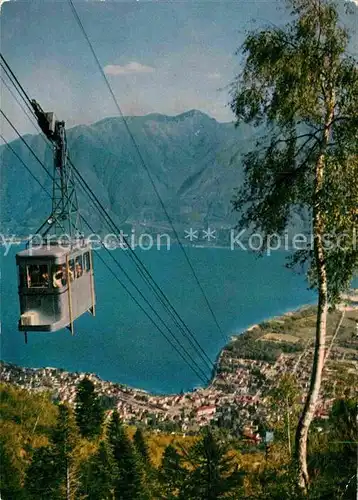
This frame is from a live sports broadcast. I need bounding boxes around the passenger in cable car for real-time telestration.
[76,264,82,278]
[69,260,75,282]
[27,264,49,288]
[17,247,95,332]
[83,252,90,272]
[75,256,83,278]
[42,271,50,287]
[28,265,39,287]
[53,265,67,288]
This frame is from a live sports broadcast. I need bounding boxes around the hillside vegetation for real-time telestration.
[1,378,356,499]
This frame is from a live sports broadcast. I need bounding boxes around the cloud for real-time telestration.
[207,72,221,80]
[104,62,155,76]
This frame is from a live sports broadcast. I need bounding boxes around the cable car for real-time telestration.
[16,101,95,340]
[16,241,95,335]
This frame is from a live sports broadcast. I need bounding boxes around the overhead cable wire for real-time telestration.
[0,59,36,120]
[0,133,51,198]
[94,251,210,384]
[0,109,62,193]
[69,159,215,371]
[0,125,210,384]
[67,0,226,342]
[0,54,33,108]
[0,68,55,158]
[0,75,42,135]
[0,53,216,372]
[75,180,212,381]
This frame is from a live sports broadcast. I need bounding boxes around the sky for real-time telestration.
[0,0,357,139]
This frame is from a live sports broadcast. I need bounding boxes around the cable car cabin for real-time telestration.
[16,244,95,333]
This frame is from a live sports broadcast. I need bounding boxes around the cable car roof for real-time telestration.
[16,244,89,260]
[16,246,72,259]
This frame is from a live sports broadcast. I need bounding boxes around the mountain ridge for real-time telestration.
[1,109,306,240]
[1,110,247,237]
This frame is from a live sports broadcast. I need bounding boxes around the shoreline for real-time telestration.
[0,239,319,253]
[2,300,357,432]
[3,291,357,398]
[1,303,317,397]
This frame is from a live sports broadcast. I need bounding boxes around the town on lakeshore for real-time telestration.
[2,294,357,442]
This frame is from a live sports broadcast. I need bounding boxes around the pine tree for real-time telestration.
[52,403,78,499]
[51,403,77,467]
[159,444,186,498]
[133,428,150,465]
[107,411,147,500]
[25,403,78,499]
[79,441,116,500]
[25,446,62,500]
[75,377,104,439]
[180,427,244,499]
[230,0,358,490]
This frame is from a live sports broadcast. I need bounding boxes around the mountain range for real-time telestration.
[1,111,252,237]
[1,110,309,243]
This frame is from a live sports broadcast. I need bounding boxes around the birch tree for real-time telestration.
[230,0,358,491]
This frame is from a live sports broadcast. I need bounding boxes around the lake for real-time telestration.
[1,245,316,394]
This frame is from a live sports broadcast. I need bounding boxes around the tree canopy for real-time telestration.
[74,377,104,439]
[230,0,358,303]
[230,0,357,491]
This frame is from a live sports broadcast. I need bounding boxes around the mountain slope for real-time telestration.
[1,110,254,237]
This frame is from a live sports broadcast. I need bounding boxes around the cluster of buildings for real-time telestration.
[1,305,357,437]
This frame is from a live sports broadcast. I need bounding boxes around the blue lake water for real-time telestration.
[1,245,316,394]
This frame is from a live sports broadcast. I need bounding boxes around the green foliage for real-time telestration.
[107,411,148,499]
[179,427,244,499]
[25,403,78,499]
[245,464,306,499]
[24,446,63,500]
[79,441,116,500]
[230,0,358,303]
[269,374,300,408]
[51,403,77,466]
[159,444,186,498]
[75,377,104,439]
[306,399,357,498]
[133,428,150,465]
[227,331,302,363]
[0,383,59,497]
[1,382,356,498]
[230,1,358,488]
[0,382,57,437]
[329,398,357,443]
[0,439,25,500]
[266,375,301,448]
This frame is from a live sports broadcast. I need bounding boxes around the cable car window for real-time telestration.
[75,255,83,278]
[69,259,75,281]
[27,264,49,288]
[18,265,26,288]
[83,252,90,272]
[52,264,67,288]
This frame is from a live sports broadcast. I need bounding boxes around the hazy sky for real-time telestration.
[0,0,357,139]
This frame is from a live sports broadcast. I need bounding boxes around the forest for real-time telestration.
[1,379,356,499]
